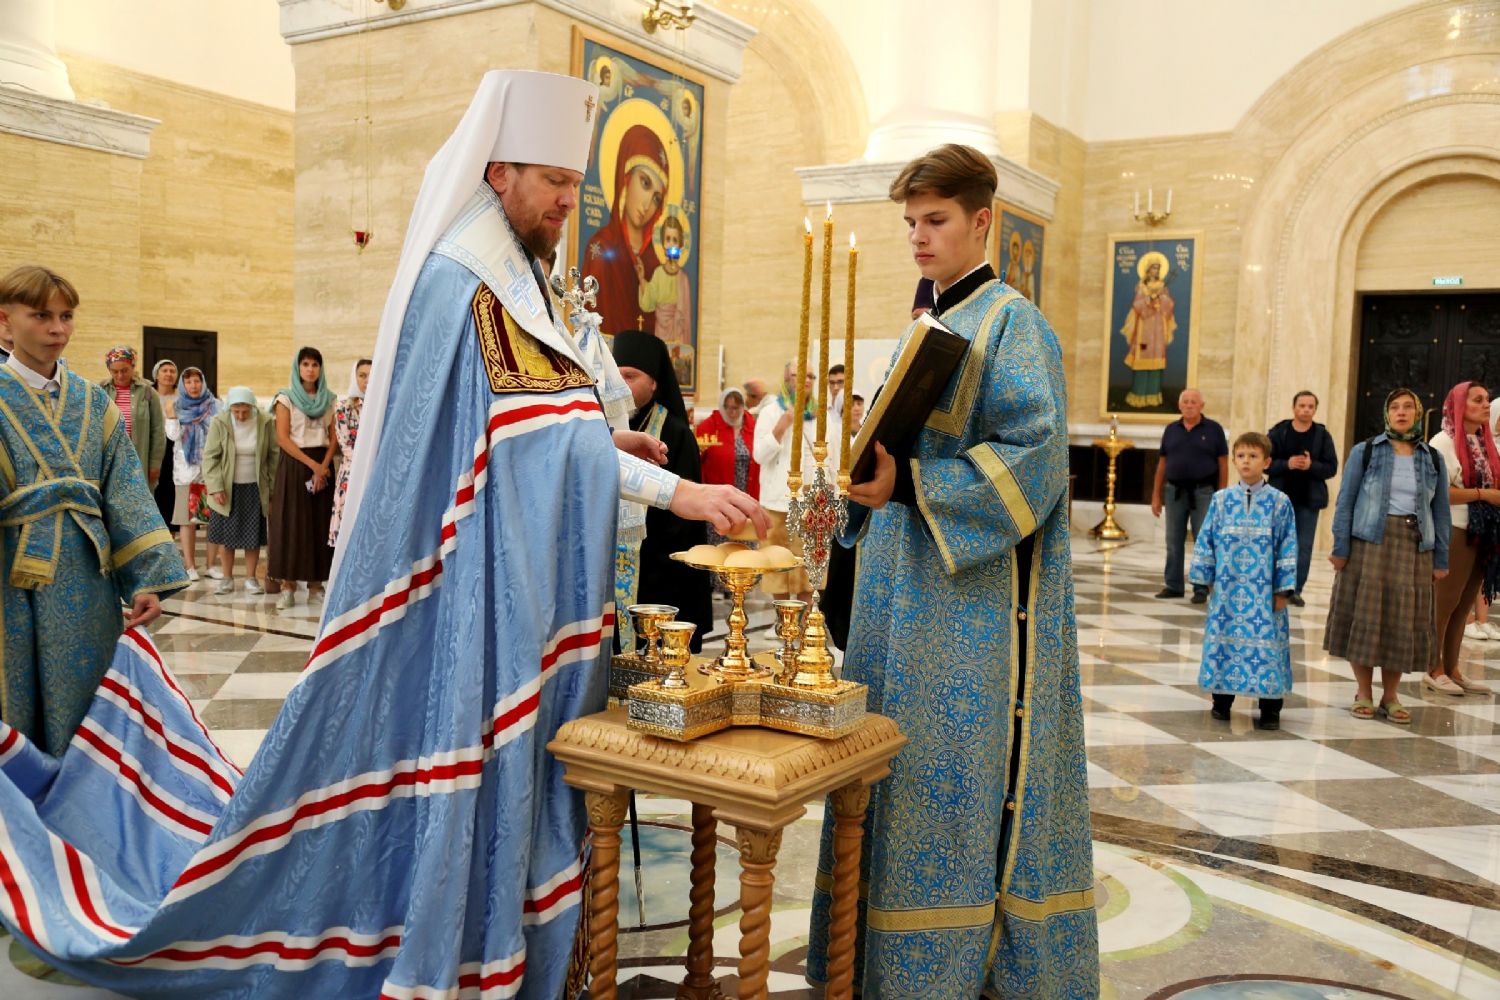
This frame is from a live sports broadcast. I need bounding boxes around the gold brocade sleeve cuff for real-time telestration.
[967,444,1039,539]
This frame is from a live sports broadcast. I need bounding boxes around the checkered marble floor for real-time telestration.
[6,535,1500,997]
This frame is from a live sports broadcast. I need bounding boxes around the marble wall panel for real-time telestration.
[1355,174,1500,292]
[0,54,294,396]
[1074,133,1253,425]
[0,129,144,375]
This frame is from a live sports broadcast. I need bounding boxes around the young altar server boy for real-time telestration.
[1190,430,1298,730]
[0,265,187,756]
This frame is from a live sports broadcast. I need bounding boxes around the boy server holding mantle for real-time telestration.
[806,144,1098,997]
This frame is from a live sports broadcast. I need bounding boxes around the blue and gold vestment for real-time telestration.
[1189,484,1298,697]
[808,280,1099,998]
[0,365,186,755]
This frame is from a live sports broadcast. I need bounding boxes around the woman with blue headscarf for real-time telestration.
[268,346,337,611]
[165,365,221,580]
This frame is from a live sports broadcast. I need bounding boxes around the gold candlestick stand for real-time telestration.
[622,543,868,741]
[1090,420,1133,541]
[615,205,870,744]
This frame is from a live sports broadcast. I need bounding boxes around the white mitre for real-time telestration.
[332,70,601,584]
[488,70,597,170]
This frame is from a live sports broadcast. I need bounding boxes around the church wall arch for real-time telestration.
[710,0,869,396]
[1235,95,1500,447]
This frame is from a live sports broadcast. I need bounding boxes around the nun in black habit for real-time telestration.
[611,330,714,651]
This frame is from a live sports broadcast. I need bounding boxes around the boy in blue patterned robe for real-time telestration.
[0,265,187,756]
[807,145,1098,998]
[1190,430,1298,730]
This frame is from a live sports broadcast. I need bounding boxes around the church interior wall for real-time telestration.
[55,0,296,111]
[0,52,293,396]
[712,0,871,398]
[0,126,145,372]
[1355,174,1500,292]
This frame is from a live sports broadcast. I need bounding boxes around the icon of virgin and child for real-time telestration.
[582,109,696,389]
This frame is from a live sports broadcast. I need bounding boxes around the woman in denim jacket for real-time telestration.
[1325,388,1451,723]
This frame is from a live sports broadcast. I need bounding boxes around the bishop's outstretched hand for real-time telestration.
[670,482,771,538]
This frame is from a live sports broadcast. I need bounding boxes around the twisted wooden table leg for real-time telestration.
[734,826,783,1000]
[677,803,723,1000]
[586,789,630,1000]
[825,781,872,1000]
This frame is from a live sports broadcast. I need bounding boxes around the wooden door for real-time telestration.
[1351,293,1500,444]
[142,327,218,396]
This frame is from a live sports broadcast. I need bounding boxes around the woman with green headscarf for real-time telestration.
[268,346,338,611]
[1325,387,1452,724]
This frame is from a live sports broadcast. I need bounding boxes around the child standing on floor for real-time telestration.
[1190,430,1299,730]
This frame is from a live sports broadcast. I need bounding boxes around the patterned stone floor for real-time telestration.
[4,533,1499,997]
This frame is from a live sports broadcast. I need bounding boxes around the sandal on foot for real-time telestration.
[1377,700,1412,724]
[1349,699,1375,720]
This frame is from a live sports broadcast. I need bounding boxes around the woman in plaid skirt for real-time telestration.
[1325,388,1452,723]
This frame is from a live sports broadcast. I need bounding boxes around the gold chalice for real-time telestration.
[772,600,806,684]
[657,621,696,689]
[627,604,679,671]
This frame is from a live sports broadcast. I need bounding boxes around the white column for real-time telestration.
[860,0,1002,161]
[0,0,75,101]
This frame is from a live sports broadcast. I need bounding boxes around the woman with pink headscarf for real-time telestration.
[1425,380,1498,695]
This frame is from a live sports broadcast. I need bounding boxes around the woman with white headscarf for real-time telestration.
[328,358,371,547]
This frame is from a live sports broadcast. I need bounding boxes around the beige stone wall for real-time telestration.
[1356,174,1500,292]
[0,130,144,368]
[281,0,1500,445]
[290,4,739,399]
[1073,131,1249,425]
[0,53,294,397]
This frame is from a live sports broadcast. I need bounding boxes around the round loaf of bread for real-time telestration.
[756,544,797,569]
[683,544,725,566]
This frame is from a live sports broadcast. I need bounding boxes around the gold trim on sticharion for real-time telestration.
[910,458,958,577]
[96,391,116,453]
[111,527,174,570]
[1003,888,1095,923]
[924,289,1019,437]
[967,445,1038,538]
[0,437,14,494]
[983,534,1039,979]
[867,900,995,933]
[0,391,55,479]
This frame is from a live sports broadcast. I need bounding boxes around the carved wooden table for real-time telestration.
[548,706,905,1000]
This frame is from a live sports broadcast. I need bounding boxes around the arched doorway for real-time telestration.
[1347,172,1500,443]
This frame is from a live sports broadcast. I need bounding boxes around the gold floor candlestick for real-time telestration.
[1090,419,1133,541]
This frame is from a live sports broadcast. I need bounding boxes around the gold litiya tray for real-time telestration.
[614,651,868,742]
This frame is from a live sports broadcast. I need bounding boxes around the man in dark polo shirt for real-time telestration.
[1267,390,1339,607]
[1151,388,1228,602]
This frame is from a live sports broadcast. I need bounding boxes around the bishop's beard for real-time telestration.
[513,217,562,261]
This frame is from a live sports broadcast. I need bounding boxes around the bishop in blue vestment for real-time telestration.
[0,71,769,1000]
